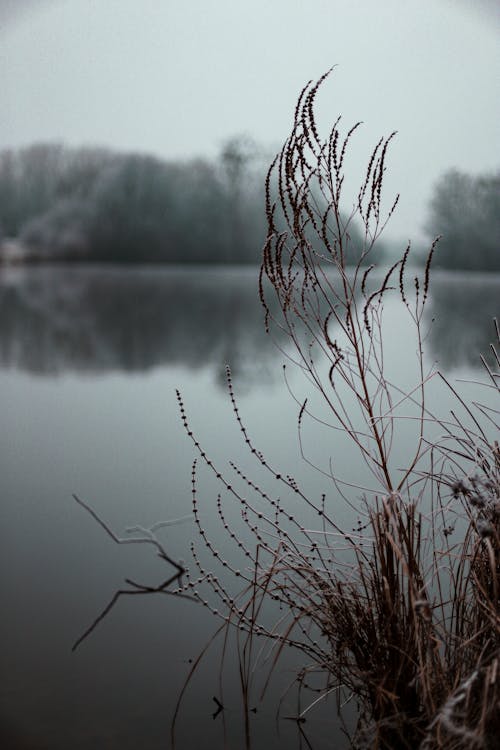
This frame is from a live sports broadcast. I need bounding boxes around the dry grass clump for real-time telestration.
[174,371,498,749]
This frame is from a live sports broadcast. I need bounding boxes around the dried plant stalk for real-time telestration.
[173,72,499,748]
[75,71,499,749]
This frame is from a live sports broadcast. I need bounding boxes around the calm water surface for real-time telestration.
[0,265,498,749]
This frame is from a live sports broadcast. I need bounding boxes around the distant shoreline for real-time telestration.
[1,253,499,278]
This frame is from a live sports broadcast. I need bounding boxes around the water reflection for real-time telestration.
[1,265,498,749]
[426,272,500,370]
[0,267,498,386]
[0,266,283,386]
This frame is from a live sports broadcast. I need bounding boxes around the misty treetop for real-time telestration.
[425,168,500,271]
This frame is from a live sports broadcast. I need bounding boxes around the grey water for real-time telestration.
[0,265,498,749]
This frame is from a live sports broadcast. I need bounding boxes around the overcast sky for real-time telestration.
[0,0,498,242]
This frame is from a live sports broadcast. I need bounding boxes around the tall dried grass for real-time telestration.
[75,71,499,748]
[173,71,499,748]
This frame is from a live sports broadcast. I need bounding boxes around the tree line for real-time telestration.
[0,141,498,269]
[0,139,268,264]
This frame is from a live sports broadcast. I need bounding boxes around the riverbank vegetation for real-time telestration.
[173,73,500,747]
[73,72,499,748]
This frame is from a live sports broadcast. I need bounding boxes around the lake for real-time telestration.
[0,265,498,749]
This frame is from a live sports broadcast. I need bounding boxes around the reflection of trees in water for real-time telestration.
[1,267,498,383]
[426,272,500,370]
[0,266,285,386]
